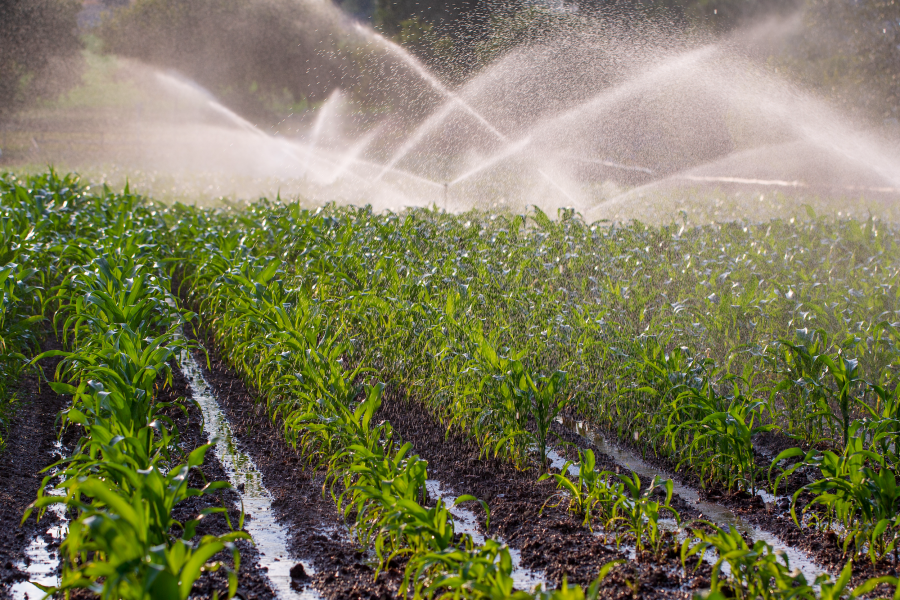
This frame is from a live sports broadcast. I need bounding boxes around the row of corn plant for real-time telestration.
[167,205,871,476]
[156,198,900,571]
[541,448,679,555]
[0,174,62,451]
[170,220,624,598]
[11,172,900,594]
[682,523,900,600]
[0,173,246,600]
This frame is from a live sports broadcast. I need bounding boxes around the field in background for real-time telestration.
[3,49,900,225]
[3,170,900,599]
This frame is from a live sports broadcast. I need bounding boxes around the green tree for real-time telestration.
[0,0,82,123]
[97,0,346,120]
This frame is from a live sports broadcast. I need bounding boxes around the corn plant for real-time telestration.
[771,425,900,564]
[683,524,900,600]
[26,443,248,600]
[608,473,679,554]
[663,385,775,494]
[768,328,832,443]
[540,449,620,531]
[8,180,243,599]
[539,566,625,600]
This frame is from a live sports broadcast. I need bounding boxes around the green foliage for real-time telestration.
[610,473,679,554]
[772,425,900,565]
[683,524,900,600]
[29,444,244,600]
[665,385,775,494]
[540,449,619,530]
[541,450,678,554]
[13,171,900,597]
[0,173,243,599]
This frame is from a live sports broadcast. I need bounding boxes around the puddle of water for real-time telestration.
[554,417,825,584]
[180,347,322,600]
[425,479,548,593]
[10,443,68,600]
[546,448,580,478]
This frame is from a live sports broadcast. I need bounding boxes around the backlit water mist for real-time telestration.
[7,3,900,221]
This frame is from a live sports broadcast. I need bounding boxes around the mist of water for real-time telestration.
[8,1,900,221]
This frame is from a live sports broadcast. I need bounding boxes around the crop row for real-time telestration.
[0,174,244,599]
[174,207,625,598]
[5,171,900,598]
[165,200,900,563]
[0,181,54,451]
[164,197,900,596]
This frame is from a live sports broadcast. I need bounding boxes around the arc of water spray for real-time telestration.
[302,88,342,176]
[315,142,444,189]
[157,71,376,186]
[157,72,268,138]
[374,102,456,182]
[327,124,384,183]
[374,45,714,196]
[353,23,507,143]
[356,21,513,188]
[525,46,718,145]
[539,168,577,205]
[679,174,900,193]
[682,175,803,187]
[450,137,533,186]
[560,154,653,174]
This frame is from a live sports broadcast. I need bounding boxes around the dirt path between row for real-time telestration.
[0,339,69,599]
[571,417,899,584]
[165,365,276,600]
[189,324,712,599]
[188,331,404,600]
[376,393,706,598]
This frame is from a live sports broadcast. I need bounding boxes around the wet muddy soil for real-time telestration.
[375,392,709,598]
[8,327,888,598]
[562,413,900,586]
[187,329,405,600]
[0,339,69,599]
[163,365,276,600]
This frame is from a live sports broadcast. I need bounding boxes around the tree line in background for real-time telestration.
[371,0,899,121]
[0,0,81,124]
[0,0,898,126]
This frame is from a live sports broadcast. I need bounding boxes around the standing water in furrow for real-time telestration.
[550,417,824,583]
[425,480,548,592]
[179,345,322,600]
[10,443,68,600]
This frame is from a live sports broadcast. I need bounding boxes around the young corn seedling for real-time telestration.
[772,424,900,565]
[610,473,679,555]
[540,449,620,531]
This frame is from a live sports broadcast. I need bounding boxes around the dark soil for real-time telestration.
[375,392,711,598]
[186,329,405,600]
[0,338,69,599]
[162,365,276,600]
[560,412,900,588]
